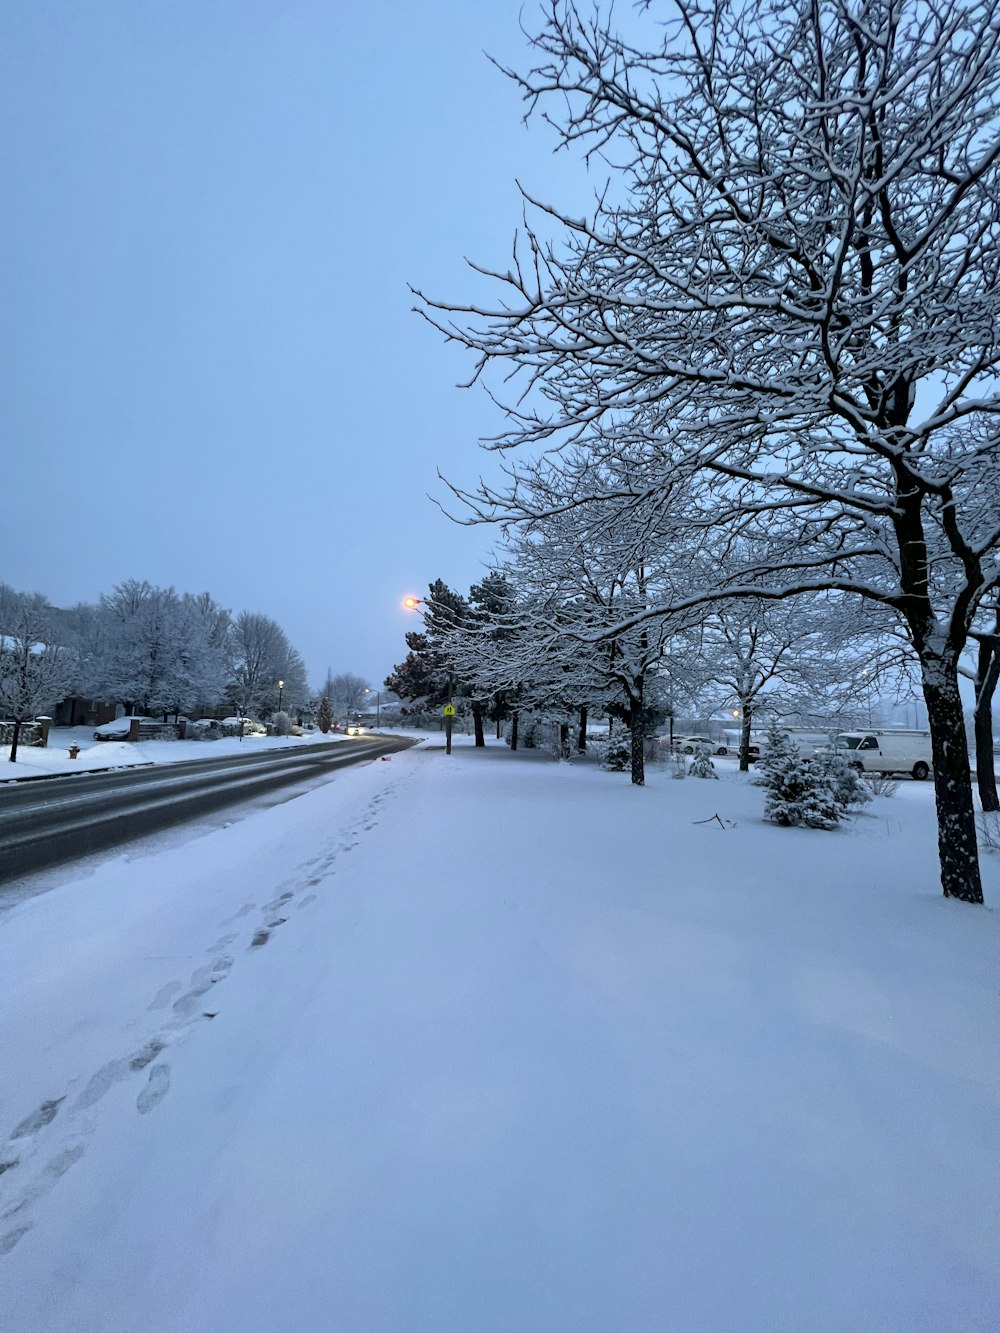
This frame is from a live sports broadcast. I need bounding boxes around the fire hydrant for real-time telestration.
[68,744,81,760]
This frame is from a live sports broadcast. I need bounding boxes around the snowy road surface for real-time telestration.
[0,733,413,884]
[2,738,998,1331]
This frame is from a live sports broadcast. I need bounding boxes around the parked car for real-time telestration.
[673,734,730,755]
[346,721,366,736]
[93,716,150,741]
[834,730,932,780]
[221,716,267,737]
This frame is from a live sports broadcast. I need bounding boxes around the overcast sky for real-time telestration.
[2,0,602,690]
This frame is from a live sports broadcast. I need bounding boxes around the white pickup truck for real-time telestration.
[835,731,933,780]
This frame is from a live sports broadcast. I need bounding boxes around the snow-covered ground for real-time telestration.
[2,737,998,1331]
[0,725,352,781]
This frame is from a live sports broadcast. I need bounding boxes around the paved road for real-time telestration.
[0,735,416,886]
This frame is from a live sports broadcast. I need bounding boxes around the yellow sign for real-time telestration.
[443,704,456,716]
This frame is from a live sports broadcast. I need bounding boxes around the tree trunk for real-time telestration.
[577,705,588,753]
[629,708,645,786]
[510,711,519,751]
[496,717,502,739]
[9,718,22,764]
[739,707,753,773]
[922,658,983,903]
[559,722,570,758]
[974,634,999,813]
[472,701,485,748]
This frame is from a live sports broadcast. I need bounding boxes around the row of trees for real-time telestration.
[407,0,1000,904]
[388,567,904,777]
[0,579,313,761]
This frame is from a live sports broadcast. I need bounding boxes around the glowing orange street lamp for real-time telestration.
[400,594,454,754]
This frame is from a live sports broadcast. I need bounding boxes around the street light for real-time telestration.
[277,679,284,714]
[401,594,453,753]
[364,686,381,728]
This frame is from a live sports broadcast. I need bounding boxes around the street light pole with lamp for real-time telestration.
[277,679,284,715]
[861,670,873,727]
[402,594,453,753]
[364,687,381,729]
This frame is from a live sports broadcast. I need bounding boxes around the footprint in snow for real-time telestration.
[46,1144,85,1179]
[136,1065,170,1115]
[75,1058,130,1110]
[148,980,182,1011]
[172,956,233,1016]
[218,902,255,927]
[129,1038,167,1072]
[10,1098,64,1141]
[0,1225,31,1257]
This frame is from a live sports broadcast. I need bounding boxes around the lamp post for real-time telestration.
[403,594,452,753]
[364,687,381,728]
[277,679,284,715]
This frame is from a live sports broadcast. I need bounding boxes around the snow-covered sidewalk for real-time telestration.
[2,738,998,1331]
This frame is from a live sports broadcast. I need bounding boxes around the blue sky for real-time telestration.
[1,1,599,688]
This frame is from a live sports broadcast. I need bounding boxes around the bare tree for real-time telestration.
[691,593,896,770]
[228,612,291,720]
[421,0,1000,902]
[0,594,71,763]
[970,601,1000,811]
[325,672,372,724]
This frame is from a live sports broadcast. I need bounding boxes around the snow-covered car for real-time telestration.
[220,716,267,736]
[673,734,730,755]
[93,716,151,741]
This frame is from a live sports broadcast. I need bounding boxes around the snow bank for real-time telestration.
[0,725,351,781]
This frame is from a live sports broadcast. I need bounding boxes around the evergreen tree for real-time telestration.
[814,742,873,812]
[385,580,468,715]
[762,754,840,830]
[601,737,631,772]
[316,696,332,734]
[752,721,798,787]
[688,743,719,780]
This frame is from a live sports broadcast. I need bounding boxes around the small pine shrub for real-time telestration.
[602,739,631,772]
[815,744,872,809]
[688,743,719,779]
[751,720,798,785]
[763,753,840,828]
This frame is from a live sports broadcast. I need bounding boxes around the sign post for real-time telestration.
[443,702,456,755]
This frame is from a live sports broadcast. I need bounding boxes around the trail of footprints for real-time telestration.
[0,780,399,1258]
